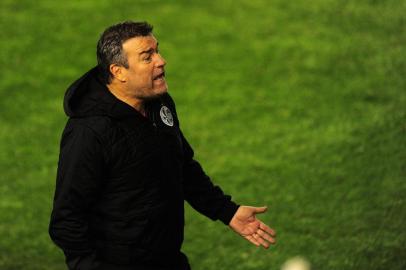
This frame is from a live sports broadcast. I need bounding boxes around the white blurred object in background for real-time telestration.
[281,256,311,270]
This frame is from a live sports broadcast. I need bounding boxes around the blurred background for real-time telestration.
[0,0,405,269]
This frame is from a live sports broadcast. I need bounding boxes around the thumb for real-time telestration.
[254,206,268,214]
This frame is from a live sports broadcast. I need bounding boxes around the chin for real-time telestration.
[141,88,167,101]
[155,85,168,96]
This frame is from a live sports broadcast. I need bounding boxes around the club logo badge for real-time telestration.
[160,106,174,127]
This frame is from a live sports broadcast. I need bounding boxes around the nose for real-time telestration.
[155,53,166,67]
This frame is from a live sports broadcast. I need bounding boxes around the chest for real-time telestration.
[105,102,184,190]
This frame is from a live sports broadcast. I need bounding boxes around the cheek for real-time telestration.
[138,68,153,83]
[138,73,154,89]
[128,64,154,87]
[130,71,151,85]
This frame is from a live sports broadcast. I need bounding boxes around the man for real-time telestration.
[49,21,276,270]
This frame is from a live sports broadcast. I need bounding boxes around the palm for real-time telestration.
[233,212,260,236]
[229,206,276,249]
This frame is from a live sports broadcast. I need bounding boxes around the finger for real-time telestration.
[259,222,276,237]
[253,233,270,249]
[254,206,268,214]
[246,235,260,247]
[255,233,270,249]
[256,228,276,244]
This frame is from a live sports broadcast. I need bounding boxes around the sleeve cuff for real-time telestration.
[217,200,240,225]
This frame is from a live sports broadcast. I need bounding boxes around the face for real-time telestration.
[120,34,167,99]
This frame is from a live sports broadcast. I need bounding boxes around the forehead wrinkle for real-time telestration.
[139,48,154,55]
[138,36,157,46]
[122,35,158,59]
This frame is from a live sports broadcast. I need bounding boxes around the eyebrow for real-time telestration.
[139,43,159,55]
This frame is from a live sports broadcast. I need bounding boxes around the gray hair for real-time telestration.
[96,21,153,84]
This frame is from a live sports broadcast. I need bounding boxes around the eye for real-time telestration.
[144,54,152,62]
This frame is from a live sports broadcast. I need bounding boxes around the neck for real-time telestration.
[107,82,146,116]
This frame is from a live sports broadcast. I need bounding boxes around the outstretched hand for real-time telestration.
[229,206,276,249]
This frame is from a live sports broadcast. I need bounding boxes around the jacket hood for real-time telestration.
[64,66,139,118]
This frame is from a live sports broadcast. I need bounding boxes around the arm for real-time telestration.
[49,121,103,270]
[180,130,240,225]
[164,94,276,247]
[181,133,276,248]
[160,93,238,224]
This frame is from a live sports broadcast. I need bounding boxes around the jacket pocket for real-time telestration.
[95,241,149,266]
[92,214,148,245]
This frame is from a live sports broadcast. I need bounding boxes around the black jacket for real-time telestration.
[49,67,239,270]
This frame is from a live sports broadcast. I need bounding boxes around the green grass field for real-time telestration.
[0,0,405,269]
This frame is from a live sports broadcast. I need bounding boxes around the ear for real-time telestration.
[109,64,127,82]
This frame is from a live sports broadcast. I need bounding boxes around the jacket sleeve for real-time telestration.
[49,121,103,270]
[162,93,239,225]
[180,131,240,225]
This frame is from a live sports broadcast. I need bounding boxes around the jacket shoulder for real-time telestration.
[67,115,113,131]
[64,116,115,144]
[161,93,176,110]
[161,93,179,122]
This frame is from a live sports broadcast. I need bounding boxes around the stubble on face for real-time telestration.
[122,35,167,101]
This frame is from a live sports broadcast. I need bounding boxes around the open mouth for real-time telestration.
[153,72,165,81]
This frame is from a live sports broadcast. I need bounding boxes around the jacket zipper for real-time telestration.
[146,103,158,132]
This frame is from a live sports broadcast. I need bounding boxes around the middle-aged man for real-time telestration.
[49,21,276,270]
